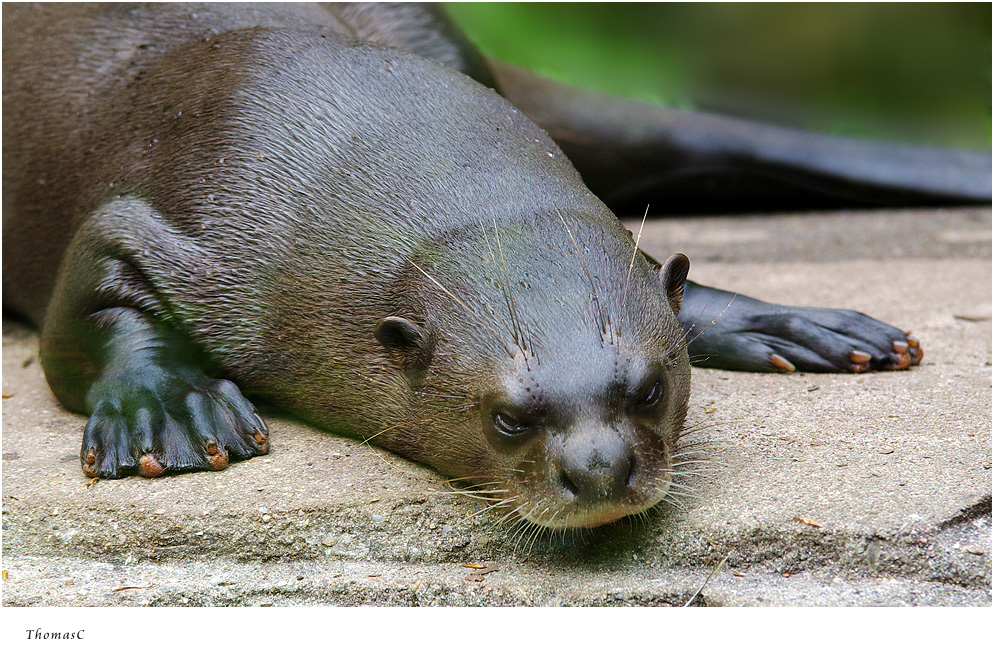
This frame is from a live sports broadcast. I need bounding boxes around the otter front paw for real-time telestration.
[691,307,923,374]
[81,378,269,479]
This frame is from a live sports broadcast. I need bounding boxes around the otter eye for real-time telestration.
[633,378,664,413]
[643,380,662,406]
[494,411,531,436]
[482,397,544,450]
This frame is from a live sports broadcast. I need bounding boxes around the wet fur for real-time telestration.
[3,3,692,528]
[3,3,935,529]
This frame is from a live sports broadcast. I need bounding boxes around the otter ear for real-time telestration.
[374,316,434,384]
[658,253,690,315]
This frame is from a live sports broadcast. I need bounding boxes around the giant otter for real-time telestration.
[4,3,959,529]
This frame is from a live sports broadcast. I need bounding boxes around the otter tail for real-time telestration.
[491,61,992,215]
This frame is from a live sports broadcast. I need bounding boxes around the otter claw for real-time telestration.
[82,447,100,478]
[906,335,924,365]
[207,448,229,471]
[847,349,871,373]
[849,350,872,364]
[139,454,166,478]
[769,353,796,372]
[203,437,229,469]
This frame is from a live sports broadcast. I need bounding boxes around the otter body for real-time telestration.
[4,3,926,528]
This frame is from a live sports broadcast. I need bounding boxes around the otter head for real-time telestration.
[471,252,691,529]
[374,217,692,529]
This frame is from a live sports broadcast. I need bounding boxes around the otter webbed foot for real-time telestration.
[42,306,269,479]
[679,281,923,373]
[34,197,272,479]
[82,374,269,479]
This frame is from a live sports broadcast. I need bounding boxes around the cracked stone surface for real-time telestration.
[2,207,991,607]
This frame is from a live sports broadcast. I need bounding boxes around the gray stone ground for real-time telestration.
[2,207,991,607]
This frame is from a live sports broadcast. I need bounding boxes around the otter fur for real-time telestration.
[3,3,934,528]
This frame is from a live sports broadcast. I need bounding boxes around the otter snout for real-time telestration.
[556,426,636,504]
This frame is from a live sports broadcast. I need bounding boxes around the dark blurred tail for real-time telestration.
[491,61,992,215]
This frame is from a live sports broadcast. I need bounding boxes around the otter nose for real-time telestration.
[557,434,635,503]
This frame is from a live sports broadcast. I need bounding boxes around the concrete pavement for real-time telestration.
[2,206,990,606]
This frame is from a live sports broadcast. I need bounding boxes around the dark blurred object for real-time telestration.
[449,3,991,214]
[494,61,990,215]
[447,3,991,149]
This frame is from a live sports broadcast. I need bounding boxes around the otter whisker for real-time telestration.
[491,216,531,355]
[496,501,530,528]
[683,295,739,349]
[449,480,508,491]
[498,508,524,531]
[517,520,538,552]
[468,499,522,532]
[511,506,545,544]
[447,489,512,502]
[556,209,607,335]
[672,442,713,454]
[668,471,712,483]
[664,485,698,500]
[621,205,650,321]
[412,391,471,400]
[466,489,512,497]
[671,450,710,461]
[510,508,540,549]
[670,461,713,477]
[664,344,686,369]
[438,476,494,486]
[466,496,520,520]
[408,259,508,349]
[475,215,529,352]
[500,515,529,544]
[679,419,733,434]
[660,493,690,513]
[669,462,713,472]
[669,487,703,503]
[360,406,473,444]
[675,431,718,445]
[670,449,713,461]
[526,514,553,553]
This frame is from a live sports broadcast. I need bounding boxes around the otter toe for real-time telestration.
[906,334,924,365]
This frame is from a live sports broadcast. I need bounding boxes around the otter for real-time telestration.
[2,3,947,529]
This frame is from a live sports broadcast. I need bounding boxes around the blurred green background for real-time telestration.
[445,2,991,148]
